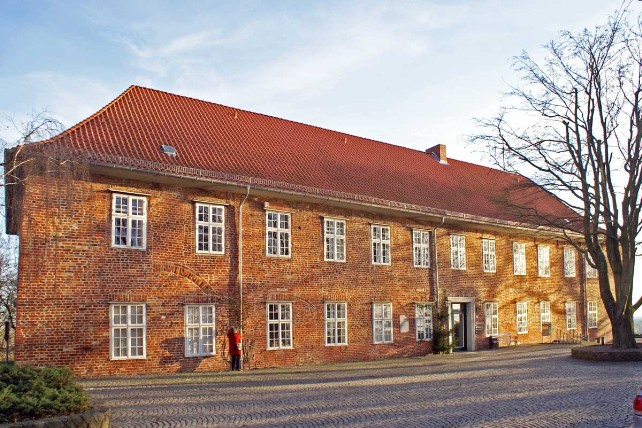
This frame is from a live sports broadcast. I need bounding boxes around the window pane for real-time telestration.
[202,306,214,324]
[267,212,277,228]
[114,218,128,246]
[281,304,291,321]
[381,227,390,241]
[337,303,346,319]
[201,327,214,353]
[197,205,209,222]
[382,243,390,264]
[383,303,391,319]
[281,323,291,346]
[267,231,278,255]
[114,196,127,214]
[336,238,345,261]
[130,219,144,247]
[113,328,126,357]
[268,323,279,348]
[212,226,223,252]
[187,306,199,325]
[374,304,382,319]
[197,225,209,252]
[212,207,224,224]
[186,327,199,355]
[326,304,335,319]
[131,198,144,216]
[280,214,290,230]
[325,220,334,234]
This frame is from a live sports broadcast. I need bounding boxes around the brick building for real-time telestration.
[6,86,610,376]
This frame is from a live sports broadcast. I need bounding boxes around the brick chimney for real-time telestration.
[427,144,447,164]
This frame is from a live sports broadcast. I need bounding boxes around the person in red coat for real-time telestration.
[227,326,242,370]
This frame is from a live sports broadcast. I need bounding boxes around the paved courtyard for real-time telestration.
[81,345,641,427]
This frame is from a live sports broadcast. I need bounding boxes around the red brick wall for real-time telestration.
[14,173,609,376]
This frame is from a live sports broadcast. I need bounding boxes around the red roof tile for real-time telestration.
[36,85,578,227]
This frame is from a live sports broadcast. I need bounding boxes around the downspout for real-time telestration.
[584,263,589,341]
[433,217,445,308]
[238,186,251,332]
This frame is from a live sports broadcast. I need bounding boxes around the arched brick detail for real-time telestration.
[154,262,210,290]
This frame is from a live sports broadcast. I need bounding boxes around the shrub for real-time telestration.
[0,365,89,423]
[432,301,454,354]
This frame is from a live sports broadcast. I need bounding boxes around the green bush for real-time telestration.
[432,302,454,354]
[0,365,89,423]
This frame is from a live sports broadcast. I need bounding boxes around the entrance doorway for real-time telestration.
[451,302,467,351]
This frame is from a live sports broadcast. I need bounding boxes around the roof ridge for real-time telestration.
[129,85,446,160]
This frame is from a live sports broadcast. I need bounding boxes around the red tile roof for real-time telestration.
[35,85,578,228]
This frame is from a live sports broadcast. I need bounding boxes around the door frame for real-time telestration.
[447,297,476,352]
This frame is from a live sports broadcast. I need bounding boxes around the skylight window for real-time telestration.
[161,145,177,157]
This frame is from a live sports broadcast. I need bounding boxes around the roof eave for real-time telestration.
[90,160,581,239]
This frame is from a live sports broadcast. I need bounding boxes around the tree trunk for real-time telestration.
[609,306,638,349]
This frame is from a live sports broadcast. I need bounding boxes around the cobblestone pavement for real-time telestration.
[81,345,642,428]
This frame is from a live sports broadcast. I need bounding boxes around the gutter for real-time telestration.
[89,161,580,238]
[238,185,251,333]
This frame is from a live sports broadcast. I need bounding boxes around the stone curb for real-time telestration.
[3,403,110,428]
[571,345,642,362]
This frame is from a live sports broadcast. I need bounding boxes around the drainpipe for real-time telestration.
[583,263,589,342]
[433,217,445,308]
[238,186,251,332]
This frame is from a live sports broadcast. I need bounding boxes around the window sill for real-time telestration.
[111,245,147,251]
[110,356,147,361]
[195,251,225,256]
[266,254,292,259]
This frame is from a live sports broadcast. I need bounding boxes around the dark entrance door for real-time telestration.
[452,303,467,351]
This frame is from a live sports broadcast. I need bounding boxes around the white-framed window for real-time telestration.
[324,218,346,262]
[516,302,528,334]
[537,245,550,277]
[372,303,393,343]
[267,302,293,349]
[412,230,431,268]
[540,301,551,330]
[588,301,598,329]
[371,225,391,265]
[415,303,433,341]
[325,302,347,346]
[563,247,576,277]
[110,304,146,359]
[112,193,147,249]
[484,302,498,337]
[585,254,598,278]
[482,239,496,273]
[185,305,215,357]
[195,204,225,254]
[266,211,291,257]
[513,242,526,275]
[565,301,577,330]
[450,235,466,270]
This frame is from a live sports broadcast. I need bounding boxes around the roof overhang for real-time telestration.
[90,161,581,241]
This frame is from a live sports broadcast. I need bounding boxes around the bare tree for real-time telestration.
[0,112,66,357]
[472,6,642,348]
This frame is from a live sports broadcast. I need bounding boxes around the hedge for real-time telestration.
[0,365,89,423]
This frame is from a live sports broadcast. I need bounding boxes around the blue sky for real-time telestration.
[1,0,640,305]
